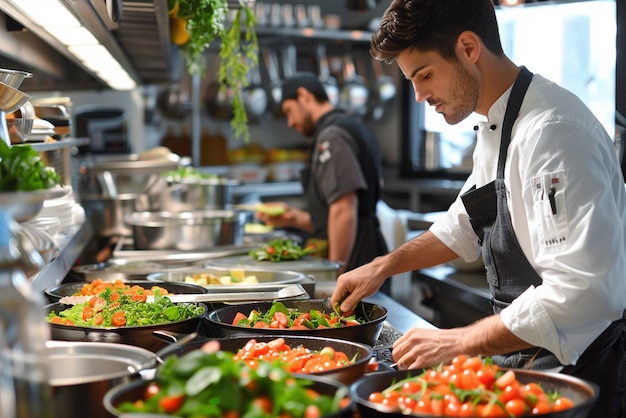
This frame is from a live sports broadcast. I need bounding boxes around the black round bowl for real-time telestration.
[202,299,387,346]
[351,368,599,417]
[164,334,374,385]
[45,288,208,353]
[103,373,354,418]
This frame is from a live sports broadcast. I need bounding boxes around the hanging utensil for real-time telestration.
[260,46,284,116]
[314,43,339,107]
[370,58,396,120]
[243,54,268,121]
[339,48,369,117]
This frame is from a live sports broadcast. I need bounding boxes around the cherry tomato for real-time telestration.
[251,396,272,413]
[158,394,185,414]
[505,399,528,416]
[143,382,160,399]
[552,396,575,412]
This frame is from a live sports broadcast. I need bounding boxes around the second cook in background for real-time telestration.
[255,73,390,292]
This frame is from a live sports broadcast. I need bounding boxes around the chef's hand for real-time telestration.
[330,257,388,314]
[392,327,463,371]
[254,202,292,228]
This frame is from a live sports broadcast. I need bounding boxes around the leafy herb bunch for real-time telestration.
[0,141,61,191]
[171,0,259,142]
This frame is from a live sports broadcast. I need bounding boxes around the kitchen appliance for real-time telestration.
[74,107,128,154]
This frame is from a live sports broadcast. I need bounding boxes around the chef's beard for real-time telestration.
[435,61,479,125]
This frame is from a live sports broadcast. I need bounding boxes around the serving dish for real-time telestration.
[160,334,374,385]
[103,360,353,418]
[351,368,599,417]
[44,280,208,352]
[203,299,387,346]
[45,279,208,304]
[205,253,341,282]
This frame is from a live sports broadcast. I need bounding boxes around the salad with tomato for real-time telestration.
[47,286,204,328]
[116,341,351,417]
[231,301,364,330]
[366,355,576,417]
[248,238,316,262]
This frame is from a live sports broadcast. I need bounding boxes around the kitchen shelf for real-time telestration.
[255,26,374,43]
[17,137,89,153]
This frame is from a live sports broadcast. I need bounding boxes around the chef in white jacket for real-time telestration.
[331,0,626,416]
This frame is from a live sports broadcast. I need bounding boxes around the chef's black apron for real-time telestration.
[460,66,626,416]
[300,110,390,293]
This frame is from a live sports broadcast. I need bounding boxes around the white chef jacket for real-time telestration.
[430,73,626,366]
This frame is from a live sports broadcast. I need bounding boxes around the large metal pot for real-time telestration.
[80,184,185,237]
[351,368,599,418]
[169,177,241,210]
[79,152,180,195]
[125,210,246,250]
[46,340,156,418]
[203,299,387,346]
[45,299,208,352]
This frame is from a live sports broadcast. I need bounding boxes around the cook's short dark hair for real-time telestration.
[370,0,504,63]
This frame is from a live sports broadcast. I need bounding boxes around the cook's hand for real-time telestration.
[392,327,463,370]
[254,202,291,228]
[330,259,388,314]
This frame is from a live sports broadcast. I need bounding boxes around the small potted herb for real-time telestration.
[169,0,258,142]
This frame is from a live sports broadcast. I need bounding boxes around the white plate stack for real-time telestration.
[35,191,77,234]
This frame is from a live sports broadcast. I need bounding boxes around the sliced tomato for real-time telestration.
[82,306,94,321]
[232,312,247,326]
[111,311,127,327]
[89,296,106,312]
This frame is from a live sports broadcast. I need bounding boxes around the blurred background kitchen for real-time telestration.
[0,0,623,328]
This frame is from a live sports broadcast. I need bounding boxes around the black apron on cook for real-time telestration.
[460,67,626,417]
[300,110,389,293]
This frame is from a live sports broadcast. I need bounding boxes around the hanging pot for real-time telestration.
[204,58,235,119]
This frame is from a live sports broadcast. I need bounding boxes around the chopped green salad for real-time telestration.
[248,238,316,262]
[116,345,350,416]
[47,287,204,328]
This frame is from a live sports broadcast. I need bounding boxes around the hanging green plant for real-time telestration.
[169,0,258,142]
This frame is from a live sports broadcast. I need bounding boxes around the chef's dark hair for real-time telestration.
[370,0,505,63]
[281,72,330,104]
